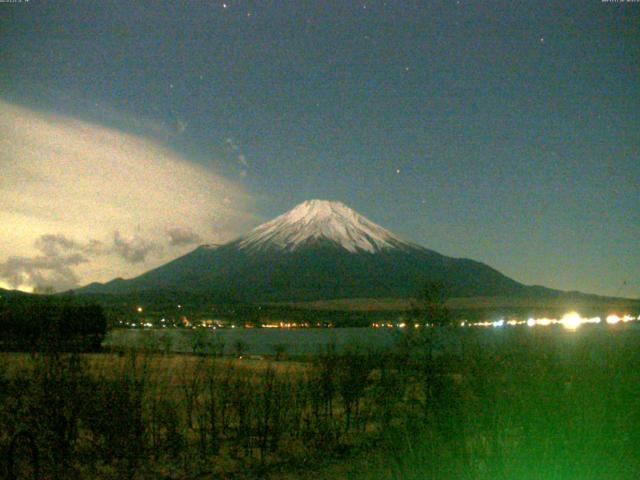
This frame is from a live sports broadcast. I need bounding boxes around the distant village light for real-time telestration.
[561,312,582,330]
[606,314,621,325]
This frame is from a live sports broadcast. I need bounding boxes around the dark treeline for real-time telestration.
[56,290,639,329]
[0,296,107,352]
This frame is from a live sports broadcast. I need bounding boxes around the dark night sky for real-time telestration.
[0,0,638,297]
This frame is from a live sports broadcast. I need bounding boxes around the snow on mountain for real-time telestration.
[75,199,532,300]
[238,199,413,253]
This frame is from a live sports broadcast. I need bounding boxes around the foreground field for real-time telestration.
[1,325,639,479]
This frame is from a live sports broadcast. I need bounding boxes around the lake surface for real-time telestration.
[104,323,640,357]
[105,327,403,356]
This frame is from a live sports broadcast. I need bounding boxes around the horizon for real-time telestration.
[1,197,637,301]
[1,1,638,297]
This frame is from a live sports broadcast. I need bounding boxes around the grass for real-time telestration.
[1,324,639,479]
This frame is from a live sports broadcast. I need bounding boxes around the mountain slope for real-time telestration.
[78,200,527,301]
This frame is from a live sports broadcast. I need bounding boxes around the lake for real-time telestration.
[104,322,640,357]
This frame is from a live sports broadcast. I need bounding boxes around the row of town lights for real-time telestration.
[132,306,637,331]
[372,313,638,330]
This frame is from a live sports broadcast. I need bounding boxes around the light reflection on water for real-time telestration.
[105,319,640,357]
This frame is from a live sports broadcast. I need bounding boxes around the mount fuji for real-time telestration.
[78,200,528,301]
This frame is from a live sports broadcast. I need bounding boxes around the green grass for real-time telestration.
[386,329,640,479]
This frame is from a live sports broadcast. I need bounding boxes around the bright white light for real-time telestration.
[623,315,634,323]
[527,318,536,327]
[606,315,621,325]
[536,318,553,327]
[492,319,505,328]
[561,312,582,330]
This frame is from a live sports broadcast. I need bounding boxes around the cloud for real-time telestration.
[0,100,257,291]
[0,233,90,291]
[34,234,82,257]
[225,137,250,175]
[176,118,188,134]
[113,231,160,263]
[0,253,87,292]
[167,226,202,246]
[0,229,162,290]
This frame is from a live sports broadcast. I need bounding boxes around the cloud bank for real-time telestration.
[0,100,256,291]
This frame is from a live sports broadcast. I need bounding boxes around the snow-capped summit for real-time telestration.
[77,199,527,301]
[238,199,412,253]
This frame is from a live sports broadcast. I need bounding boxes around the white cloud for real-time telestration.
[0,100,257,291]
